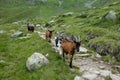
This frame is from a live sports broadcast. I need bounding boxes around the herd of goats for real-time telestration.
[27,23,81,68]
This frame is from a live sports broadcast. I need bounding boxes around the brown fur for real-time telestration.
[61,39,80,68]
[45,29,54,42]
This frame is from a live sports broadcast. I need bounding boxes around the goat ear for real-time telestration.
[74,35,78,42]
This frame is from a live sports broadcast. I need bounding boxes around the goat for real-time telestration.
[27,23,35,32]
[55,33,67,55]
[55,33,66,47]
[61,36,81,68]
[45,29,54,42]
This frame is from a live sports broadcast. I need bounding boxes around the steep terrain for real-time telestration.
[0,0,120,80]
[0,0,116,24]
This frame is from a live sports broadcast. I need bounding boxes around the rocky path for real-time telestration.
[73,54,120,80]
[36,31,120,80]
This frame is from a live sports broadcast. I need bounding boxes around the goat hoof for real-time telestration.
[69,65,73,68]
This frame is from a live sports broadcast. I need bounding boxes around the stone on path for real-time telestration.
[75,54,91,57]
[110,74,120,80]
[80,47,88,53]
[82,72,98,80]
[99,70,111,77]
[74,75,84,80]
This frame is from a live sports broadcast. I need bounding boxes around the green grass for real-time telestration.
[0,25,81,80]
[0,0,115,24]
[0,0,120,79]
[47,0,120,63]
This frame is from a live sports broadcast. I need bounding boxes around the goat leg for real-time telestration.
[69,55,73,68]
[62,51,65,62]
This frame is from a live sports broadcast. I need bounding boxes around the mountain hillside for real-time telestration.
[0,0,116,24]
[0,0,120,80]
[47,1,120,62]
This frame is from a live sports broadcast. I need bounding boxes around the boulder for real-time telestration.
[11,31,23,38]
[105,10,117,21]
[26,52,49,71]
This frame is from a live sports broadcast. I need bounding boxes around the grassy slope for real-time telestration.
[50,1,120,62]
[0,24,80,80]
[0,0,120,80]
[0,0,115,24]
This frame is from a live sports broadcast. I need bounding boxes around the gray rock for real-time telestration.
[75,54,90,57]
[26,52,49,71]
[0,30,6,34]
[48,20,55,24]
[62,12,74,17]
[99,65,105,69]
[92,70,100,75]
[95,54,102,59]
[58,0,63,7]
[105,10,117,21]
[80,47,88,53]
[36,24,44,30]
[84,0,97,9]
[82,72,98,80]
[0,60,5,63]
[74,76,84,80]
[99,70,111,77]
[79,66,89,72]
[85,2,92,8]
[64,12,74,15]
[110,74,120,80]
[11,31,23,38]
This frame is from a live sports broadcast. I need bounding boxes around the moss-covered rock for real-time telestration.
[88,37,120,61]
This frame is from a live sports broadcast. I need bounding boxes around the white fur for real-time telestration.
[56,40,62,55]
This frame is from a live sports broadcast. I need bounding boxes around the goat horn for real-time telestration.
[78,36,80,41]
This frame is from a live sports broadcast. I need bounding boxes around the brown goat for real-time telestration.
[45,29,54,42]
[61,38,81,68]
[27,23,35,32]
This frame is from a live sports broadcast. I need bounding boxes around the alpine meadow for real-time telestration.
[0,0,120,80]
